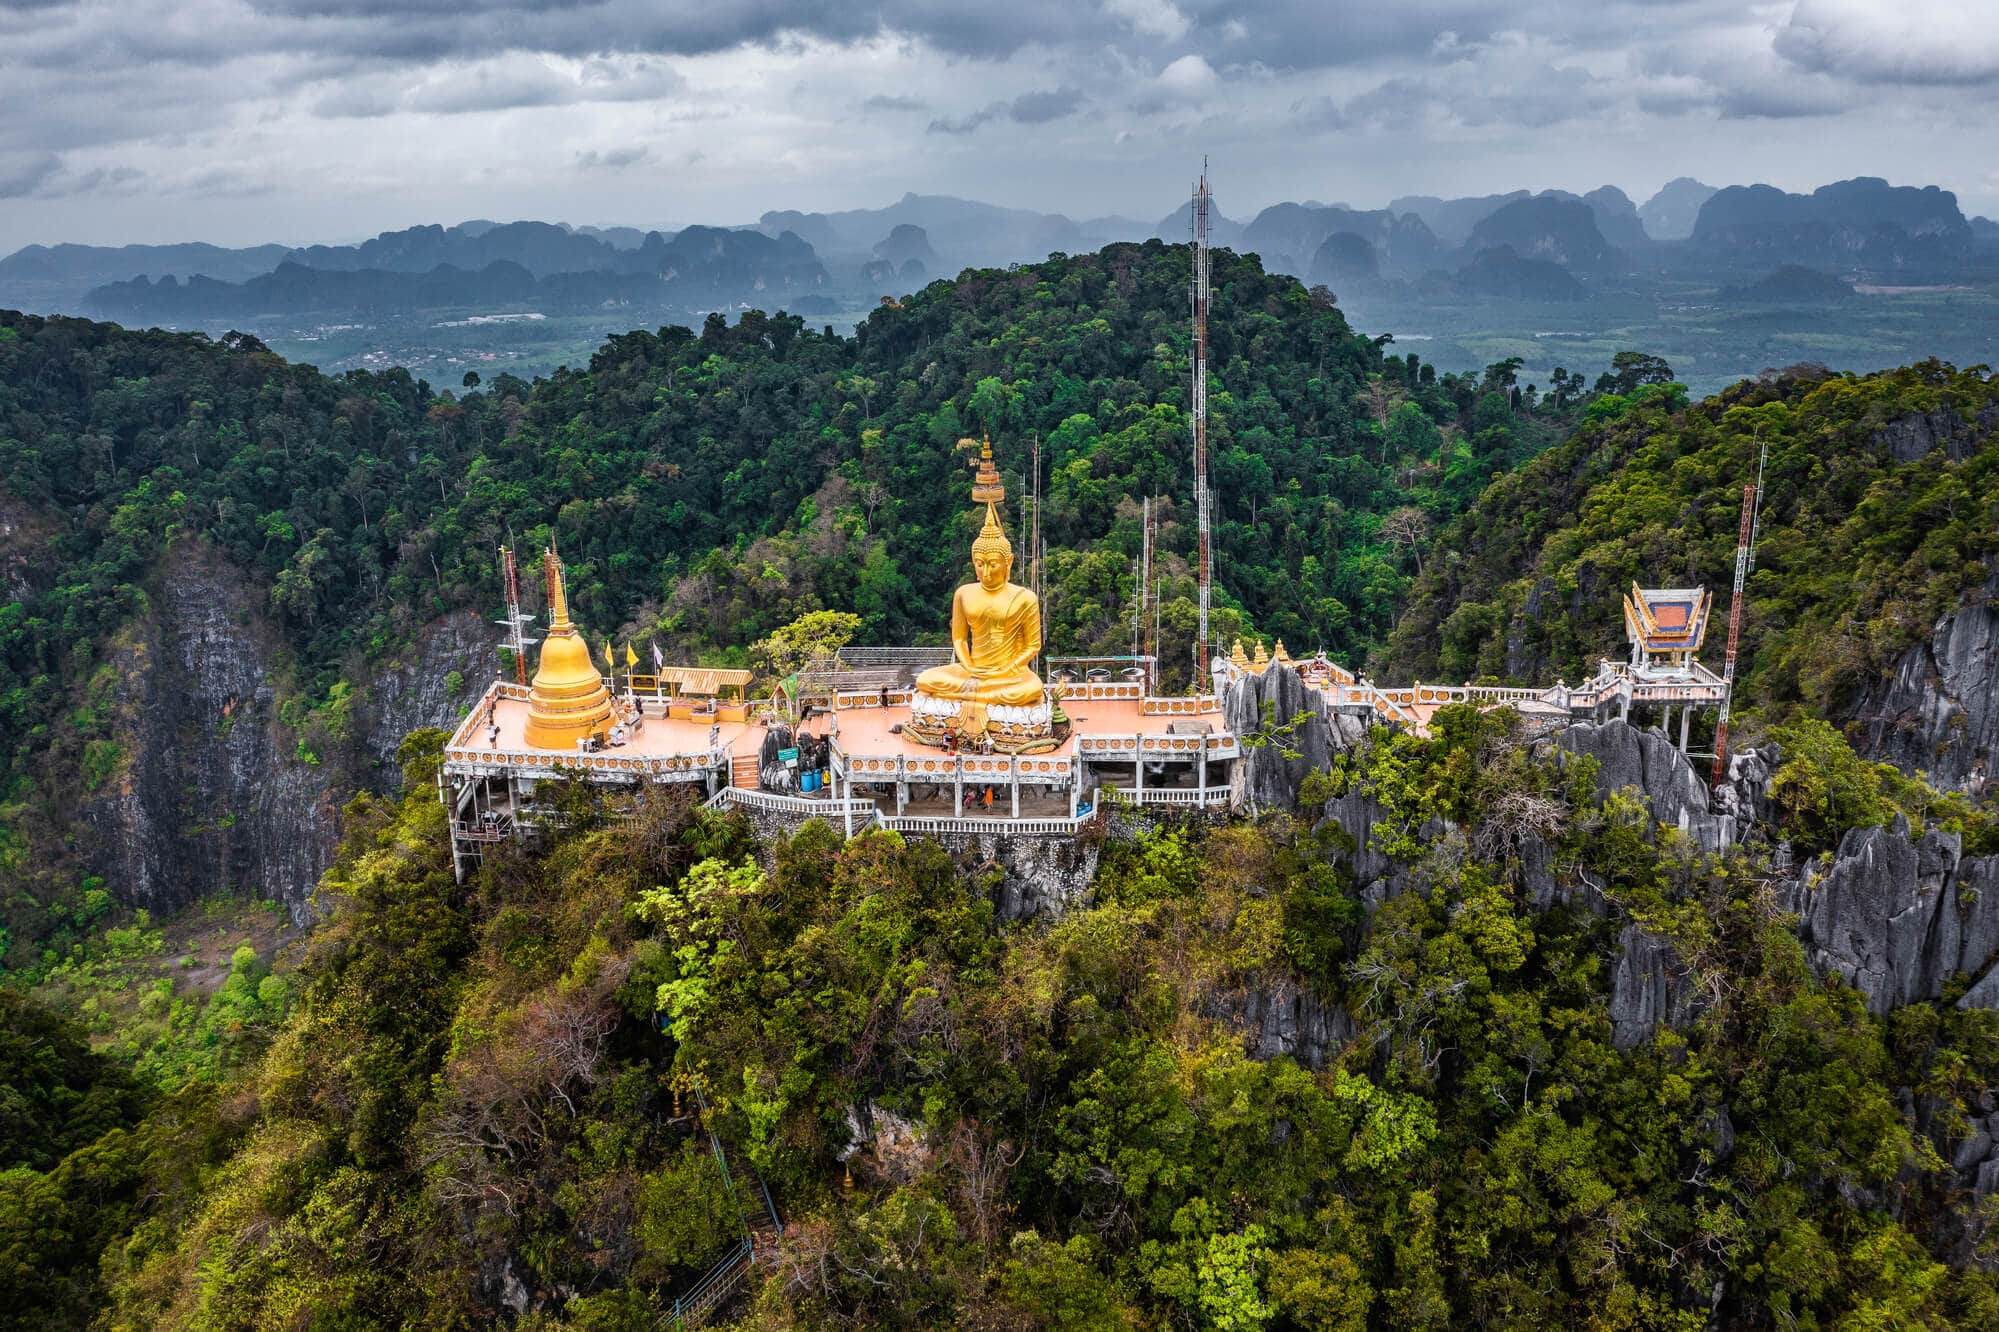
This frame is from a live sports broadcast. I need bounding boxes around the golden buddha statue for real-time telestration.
[908,439,1055,750]
[914,503,1045,708]
[524,547,614,750]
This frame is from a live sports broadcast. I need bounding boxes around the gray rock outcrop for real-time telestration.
[1608,924,1699,1049]
[1870,406,1995,463]
[1850,588,1998,800]
[1553,719,1730,850]
[1787,815,1999,1015]
[939,830,1099,921]
[1224,662,1369,811]
[1205,975,1356,1068]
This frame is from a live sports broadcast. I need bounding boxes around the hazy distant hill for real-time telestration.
[1151,197,1245,249]
[872,223,938,270]
[1389,190,1532,245]
[1639,178,1716,240]
[0,241,292,310]
[1308,231,1380,286]
[284,220,632,279]
[1693,177,1972,270]
[1579,186,1648,251]
[1720,264,1856,304]
[1465,197,1619,272]
[1238,203,1442,278]
[1452,245,1585,300]
[86,260,541,320]
[84,228,829,323]
[757,192,1115,268]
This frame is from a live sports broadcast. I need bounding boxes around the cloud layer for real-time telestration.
[1,0,1994,249]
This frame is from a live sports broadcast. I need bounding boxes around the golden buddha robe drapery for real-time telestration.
[915,579,1044,708]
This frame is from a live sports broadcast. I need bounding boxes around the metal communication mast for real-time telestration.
[1141,495,1155,690]
[1710,438,1768,787]
[496,544,536,684]
[1190,161,1213,677]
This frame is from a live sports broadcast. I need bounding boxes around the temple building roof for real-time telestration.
[1622,583,1711,660]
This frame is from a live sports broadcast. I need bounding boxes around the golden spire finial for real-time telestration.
[545,547,572,629]
[969,434,1005,507]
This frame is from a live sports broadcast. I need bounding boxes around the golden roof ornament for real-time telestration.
[969,434,1005,506]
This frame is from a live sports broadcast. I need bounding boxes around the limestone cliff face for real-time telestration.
[81,544,341,921]
[1849,586,1998,800]
[1786,816,1999,1015]
[80,548,495,920]
[353,608,497,777]
[1222,662,1369,812]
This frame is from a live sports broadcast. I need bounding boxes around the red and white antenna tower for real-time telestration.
[1141,495,1155,691]
[1190,160,1213,677]
[1710,438,1768,787]
[497,544,535,684]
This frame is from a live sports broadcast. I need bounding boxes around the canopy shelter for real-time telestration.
[654,666,753,701]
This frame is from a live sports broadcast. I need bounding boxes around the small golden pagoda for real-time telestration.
[524,547,614,750]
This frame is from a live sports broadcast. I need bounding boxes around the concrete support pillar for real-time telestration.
[841,766,854,838]
[1679,704,1692,753]
[1135,736,1145,795]
[896,778,906,817]
[1619,689,1631,723]
[1198,742,1208,801]
[1010,760,1020,820]
[954,761,963,814]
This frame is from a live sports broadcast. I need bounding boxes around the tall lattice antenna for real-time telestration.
[496,544,536,684]
[1141,495,1154,689]
[1711,435,1768,788]
[1190,159,1213,677]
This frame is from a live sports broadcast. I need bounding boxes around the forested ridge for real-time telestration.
[1380,360,1999,724]
[7,713,1999,1329]
[1,242,1575,968]
[5,244,1999,1329]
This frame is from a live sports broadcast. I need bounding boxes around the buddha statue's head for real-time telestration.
[970,502,1013,592]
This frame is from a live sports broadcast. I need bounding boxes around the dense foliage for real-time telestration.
[1381,360,1999,730]
[1,247,1580,966]
[5,715,1998,1329]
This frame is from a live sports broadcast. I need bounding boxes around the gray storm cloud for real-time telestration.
[0,0,1993,248]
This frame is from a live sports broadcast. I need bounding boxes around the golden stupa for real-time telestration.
[523,547,614,750]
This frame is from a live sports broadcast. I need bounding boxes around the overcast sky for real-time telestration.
[3,0,1997,252]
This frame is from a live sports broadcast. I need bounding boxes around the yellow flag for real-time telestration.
[603,639,615,673]
[625,642,638,669]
